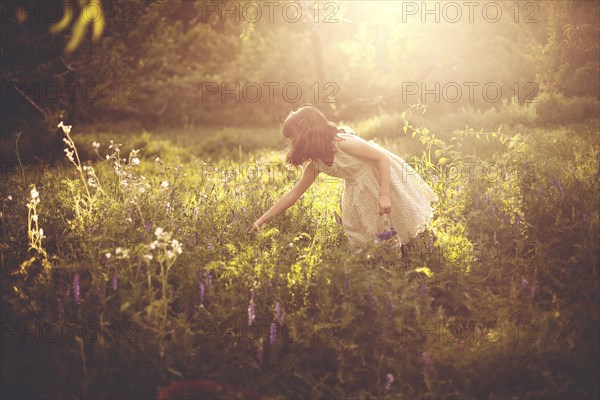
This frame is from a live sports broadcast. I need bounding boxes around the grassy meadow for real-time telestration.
[1,103,599,399]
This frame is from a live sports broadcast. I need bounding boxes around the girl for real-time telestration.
[250,104,439,251]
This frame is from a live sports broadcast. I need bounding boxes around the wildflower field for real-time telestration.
[1,108,598,399]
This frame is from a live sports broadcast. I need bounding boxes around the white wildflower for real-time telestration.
[57,121,72,134]
[115,247,122,255]
[144,254,153,261]
[105,252,112,259]
[92,141,100,150]
[30,187,39,199]
[7,195,12,201]
[131,157,140,166]
[161,181,169,188]
[155,227,164,237]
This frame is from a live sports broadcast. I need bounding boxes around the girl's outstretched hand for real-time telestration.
[377,193,392,214]
[248,222,261,234]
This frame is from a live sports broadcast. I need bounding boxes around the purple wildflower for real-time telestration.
[418,282,428,296]
[248,292,255,326]
[334,211,342,225]
[475,195,481,210]
[205,271,212,290]
[232,210,238,222]
[207,242,213,251]
[583,213,590,225]
[422,351,434,370]
[524,161,529,176]
[257,337,264,364]
[514,212,521,227]
[529,285,537,298]
[385,373,394,392]
[145,221,152,233]
[487,192,491,206]
[343,275,349,290]
[269,322,277,345]
[427,235,434,252]
[194,231,199,246]
[555,178,564,200]
[57,297,64,318]
[521,279,536,297]
[199,282,205,305]
[376,229,397,242]
[275,302,285,325]
[73,274,80,302]
[111,270,118,291]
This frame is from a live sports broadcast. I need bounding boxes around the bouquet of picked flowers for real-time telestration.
[374,214,403,262]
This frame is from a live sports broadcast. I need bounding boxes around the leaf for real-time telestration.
[403,125,408,134]
[64,13,88,54]
[50,3,74,34]
[167,367,184,378]
[92,10,106,41]
[120,301,131,312]
[415,266,433,277]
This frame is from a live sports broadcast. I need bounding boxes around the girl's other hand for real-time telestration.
[377,193,392,215]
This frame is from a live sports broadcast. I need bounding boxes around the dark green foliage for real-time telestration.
[1,111,598,399]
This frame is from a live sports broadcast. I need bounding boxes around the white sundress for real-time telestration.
[314,132,439,248]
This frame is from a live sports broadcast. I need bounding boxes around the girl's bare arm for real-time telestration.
[336,136,392,214]
[251,161,320,230]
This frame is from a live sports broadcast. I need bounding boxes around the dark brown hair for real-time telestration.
[281,104,339,166]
